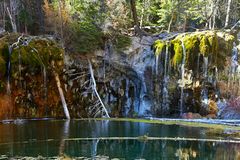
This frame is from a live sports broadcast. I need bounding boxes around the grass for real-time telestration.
[78,118,240,131]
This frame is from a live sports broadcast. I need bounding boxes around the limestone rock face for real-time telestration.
[0,30,238,119]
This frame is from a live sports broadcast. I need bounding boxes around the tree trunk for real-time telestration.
[168,14,174,33]
[58,0,64,47]
[130,0,139,27]
[129,0,149,36]
[53,65,70,119]
[6,7,17,32]
[3,0,6,30]
[88,59,110,118]
[212,0,220,30]
[225,0,232,27]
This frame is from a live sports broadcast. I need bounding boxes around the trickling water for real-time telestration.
[164,44,168,77]
[226,44,239,96]
[203,57,208,79]
[18,50,22,88]
[197,52,200,78]
[124,79,131,116]
[162,44,169,112]
[202,56,209,107]
[155,54,159,75]
[6,45,12,94]
[179,38,186,115]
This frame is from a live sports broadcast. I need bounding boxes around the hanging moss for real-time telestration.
[10,38,63,71]
[153,40,166,56]
[210,32,219,65]
[171,39,183,68]
[224,34,235,53]
[0,56,6,76]
[199,35,210,57]
[183,35,199,69]
[153,30,236,72]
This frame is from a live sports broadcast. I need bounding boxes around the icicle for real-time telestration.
[179,38,186,116]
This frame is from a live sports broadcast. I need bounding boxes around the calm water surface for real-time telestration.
[0,119,239,160]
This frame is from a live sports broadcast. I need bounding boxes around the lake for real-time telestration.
[0,119,239,159]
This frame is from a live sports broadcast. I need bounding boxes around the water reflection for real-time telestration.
[0,120,239,159]
[59,120,70,155]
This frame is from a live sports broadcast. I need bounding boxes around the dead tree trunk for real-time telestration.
[6,7,17,32]
[88,59,110,118]
[225,0,232,27]
[52,62,70,119]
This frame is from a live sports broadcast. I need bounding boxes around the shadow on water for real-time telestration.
[0,120,239,159]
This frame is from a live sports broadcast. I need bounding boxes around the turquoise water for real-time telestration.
[0,119,239,159]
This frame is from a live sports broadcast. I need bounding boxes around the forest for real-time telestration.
[0,0,239,159]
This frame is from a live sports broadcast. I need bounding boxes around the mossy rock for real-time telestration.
[153,30,236,72]
[0,33,64,82]
[171,39,182,68]
[153,40,166,56]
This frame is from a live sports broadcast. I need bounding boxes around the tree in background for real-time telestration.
[0,0,238,36]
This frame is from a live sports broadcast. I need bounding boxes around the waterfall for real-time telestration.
[155,54,159,75]
[164,44,168,76]
[6,45,12,94]
[139,74,148,116]
[124,79,131,116]
[162,43,169,112]
[202,56,209,106]
[203,57,208,79]
[197,52,200,78]
[230,44,239,95]
[179,38,186,115]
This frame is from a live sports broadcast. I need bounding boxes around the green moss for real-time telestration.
[172,39,183,68]
[68,21,104,54]
[211,32,219,65]
[0,56,6,77]
[78,118,240,131]
[183,35,199,68]
[153,31,236,73]
[224,34,235,53]
[10,38,63,70]
[199,35,210,57]
[113,34,132,51]
[153,40,165,56]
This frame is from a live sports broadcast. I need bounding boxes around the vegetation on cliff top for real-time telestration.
[153,31,236,71]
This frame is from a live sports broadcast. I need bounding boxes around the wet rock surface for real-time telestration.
[0,31,239,119]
